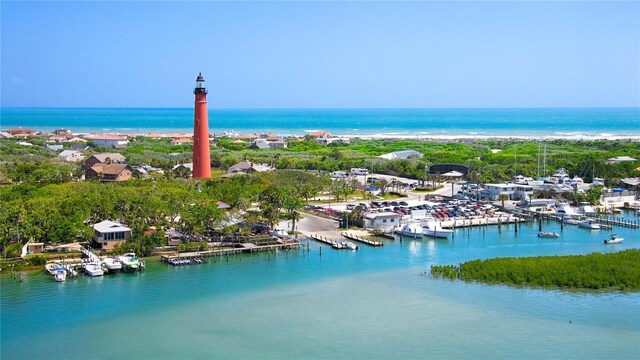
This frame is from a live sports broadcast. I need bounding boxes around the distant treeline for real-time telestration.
[431,249,640,291]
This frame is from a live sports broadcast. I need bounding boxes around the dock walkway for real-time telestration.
[160,239,299,263]
[341,232,383,247]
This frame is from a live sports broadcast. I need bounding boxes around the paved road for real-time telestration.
[277,211,338,235]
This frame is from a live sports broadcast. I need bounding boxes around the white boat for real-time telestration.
[118,253,141,271]
[578,219,601,230]
[102,257,122,272]
[53,269,66,282]
[422,221,453,239]
[45,262,64,275]
[395,222,424,238]
[604,234,624,244]
[562,217,579,225]
[342,241,359,250]
[556,203,579,217]
[538,231,560,238]
[84,263,104,277]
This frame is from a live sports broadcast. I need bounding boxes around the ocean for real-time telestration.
[2,212,639,359]
[1,107,639,139]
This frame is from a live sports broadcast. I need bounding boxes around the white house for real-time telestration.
[378,150,423,160]
[93,220,131,250]
[58,150,85,162]
[363,212,402,230]
[482,183,534,201]
[85,134,129,148]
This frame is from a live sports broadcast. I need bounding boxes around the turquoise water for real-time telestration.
[2,213,639,359]
[2,107,639,138]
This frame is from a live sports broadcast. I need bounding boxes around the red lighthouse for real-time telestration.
[192,73,211,178]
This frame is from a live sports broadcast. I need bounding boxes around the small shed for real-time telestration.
[27,242,44,254]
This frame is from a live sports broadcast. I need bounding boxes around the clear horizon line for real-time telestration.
[2,105,639,110]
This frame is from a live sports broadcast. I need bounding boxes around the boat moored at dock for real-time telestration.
[395,222,424,238]
[118,253,142,271]
[83,263,104,277]
[422,221,453,239]
[579,219,601,230]
[102,257,122,272]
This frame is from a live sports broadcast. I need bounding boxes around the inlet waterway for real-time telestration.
[2,212,639,359]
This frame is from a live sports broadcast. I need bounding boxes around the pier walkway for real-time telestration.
[160,239,299,263]
[341,232,383,246]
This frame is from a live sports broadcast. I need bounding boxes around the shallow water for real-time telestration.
[2,219,639,359]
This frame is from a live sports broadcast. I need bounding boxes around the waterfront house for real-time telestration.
[363,212,402,230]
[84,153,126,169]
[86,163,134,182]
[92,220,131,250]
[58,150,85,162]
[378,149,423,160]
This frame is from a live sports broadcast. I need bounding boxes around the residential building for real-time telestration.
[481,183,534,201]
[86,163,134,182]
[224,160,275,177]
[45,144,64,151]
[84,153,126,169]
[171,138,193,146]
[58,150,85,162]
[84,134,129,148]
[378,149,423,160]
[607,156,637,164]
[92,220,131,250]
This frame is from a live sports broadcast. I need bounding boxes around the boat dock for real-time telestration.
[308,234,350,249]
[341,232,384,246]
[515,209,639,229]
[160,239,299,263]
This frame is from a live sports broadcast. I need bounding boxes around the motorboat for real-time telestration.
[342,241,359,250]
[53,269,66,282]
[578,219,601,230]
[84,263,104,277]
[556,203,579,217]
[604,234,624,244]
[422,221,453,239]
[102,257,122,272]
[45,262,65,275]
[538,231,560,238]
[562,217,579,225]
[395,222,424,238]
[118,253,141,271]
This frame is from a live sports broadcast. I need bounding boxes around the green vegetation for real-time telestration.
[431,250,640,291]
[1,135,639,259]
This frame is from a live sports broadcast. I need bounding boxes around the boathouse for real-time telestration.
[92,220,131,250]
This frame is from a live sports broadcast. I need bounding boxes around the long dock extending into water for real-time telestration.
[160,239,299,263]
[341,232,384,246]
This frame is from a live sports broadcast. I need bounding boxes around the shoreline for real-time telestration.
[3,125,640,142]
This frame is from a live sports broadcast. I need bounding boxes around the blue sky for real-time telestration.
[1,1,639,108]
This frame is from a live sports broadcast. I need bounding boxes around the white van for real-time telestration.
[331,171,348,178]
[350,168,369,175]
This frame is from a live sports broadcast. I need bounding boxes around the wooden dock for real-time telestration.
[308,234,349,249]
[160,240,299,263]
[341,232,384,247]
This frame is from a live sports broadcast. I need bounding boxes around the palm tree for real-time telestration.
[497,194,509,208]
